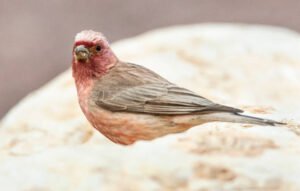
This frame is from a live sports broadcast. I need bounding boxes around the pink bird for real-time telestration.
[72,30,283,145]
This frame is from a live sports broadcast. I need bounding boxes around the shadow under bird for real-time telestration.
[72,30,284,145]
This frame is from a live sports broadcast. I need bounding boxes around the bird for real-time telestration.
[72,30,283,145]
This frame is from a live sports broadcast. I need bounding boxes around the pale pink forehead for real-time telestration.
[75,30,107,42]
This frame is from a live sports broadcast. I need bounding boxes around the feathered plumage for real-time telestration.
[72,30,284,145]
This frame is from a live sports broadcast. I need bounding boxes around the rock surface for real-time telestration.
[0,24,300,191]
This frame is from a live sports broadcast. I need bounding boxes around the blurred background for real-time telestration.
[1,0,300,118]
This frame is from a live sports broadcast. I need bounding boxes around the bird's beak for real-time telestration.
[74,45,89,62]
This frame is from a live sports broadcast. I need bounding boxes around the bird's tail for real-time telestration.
[203,112,284,126]
[232,113,284,126]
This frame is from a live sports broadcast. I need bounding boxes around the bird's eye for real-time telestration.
[95,45,102,52]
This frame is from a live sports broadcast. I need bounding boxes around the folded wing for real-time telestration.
[93,62,243,115]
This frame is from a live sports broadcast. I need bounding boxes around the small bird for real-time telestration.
[72,30,283,145]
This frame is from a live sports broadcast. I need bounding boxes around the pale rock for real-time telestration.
[0,24,300,191]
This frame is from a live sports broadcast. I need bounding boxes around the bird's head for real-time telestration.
[72,30,118,81]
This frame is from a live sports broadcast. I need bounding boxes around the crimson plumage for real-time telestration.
[72,30,283,145]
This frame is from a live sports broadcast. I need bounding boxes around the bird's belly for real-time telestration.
[85,107,163,144]
[83,105,199,145]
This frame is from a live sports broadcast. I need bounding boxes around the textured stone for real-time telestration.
[0,24,300,191]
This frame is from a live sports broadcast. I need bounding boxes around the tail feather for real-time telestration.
[233,113,285,126]
[203,112,285,126]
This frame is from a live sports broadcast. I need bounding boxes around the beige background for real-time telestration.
[1,0,300,118]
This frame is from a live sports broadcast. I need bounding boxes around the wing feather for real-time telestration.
[92,62,243,115]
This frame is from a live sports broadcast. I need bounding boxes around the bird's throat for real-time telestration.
[72,59,116,83]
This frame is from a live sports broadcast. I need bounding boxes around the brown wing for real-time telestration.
[91,62,243,115]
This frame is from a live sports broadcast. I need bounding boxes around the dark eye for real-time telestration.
[95,45,102,52]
